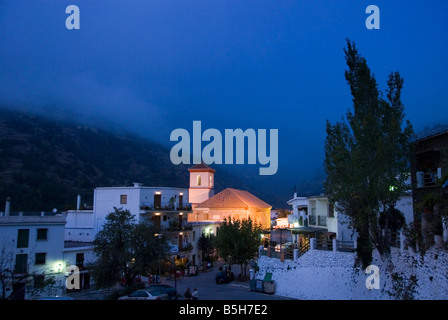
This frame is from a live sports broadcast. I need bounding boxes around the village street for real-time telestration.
[162,263,293,300]
[66,261,294,300]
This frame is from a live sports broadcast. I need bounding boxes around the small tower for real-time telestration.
[188,162,215,209]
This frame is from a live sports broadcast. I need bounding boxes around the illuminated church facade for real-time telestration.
[187,163,271,230]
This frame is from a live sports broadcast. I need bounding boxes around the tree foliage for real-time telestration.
[91,207,167,288]
[324,39,413,269]
[197,232,215,267]
[214,217,262,278]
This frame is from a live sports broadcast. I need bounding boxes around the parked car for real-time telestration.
[146,284,177,300]
[215,270,234,284]
[35,296,75,300]
[118,289,168,300]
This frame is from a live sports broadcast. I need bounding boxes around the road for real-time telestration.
[66,263,294,300]
[162,264,293,300]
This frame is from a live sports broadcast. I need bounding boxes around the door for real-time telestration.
[153,215,161,230]
[154,194,161,209]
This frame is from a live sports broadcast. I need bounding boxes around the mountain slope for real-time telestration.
[0,108,260,211]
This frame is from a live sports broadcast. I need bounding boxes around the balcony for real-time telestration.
[317,216,327,227]
[163,220,192,232]
[140,205,192,211]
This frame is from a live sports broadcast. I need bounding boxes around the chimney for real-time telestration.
[77,194,81,211]
[133,182,143,188]
[5,197,10,216]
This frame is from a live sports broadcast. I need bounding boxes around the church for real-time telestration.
[187,163,271,230]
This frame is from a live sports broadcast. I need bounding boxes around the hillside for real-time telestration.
[0,108,261,212]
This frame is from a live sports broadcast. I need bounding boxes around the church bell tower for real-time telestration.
[188,162,215,209]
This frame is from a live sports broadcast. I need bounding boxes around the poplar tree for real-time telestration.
[324,39,413,269]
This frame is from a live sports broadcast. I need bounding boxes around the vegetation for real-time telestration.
[276,208,292,218]
[214,217,262,279]
[324,39,414,269]
[0,107,257,212]
[91,208,168,288]
[197,233,215,268]
[387,272,418,300]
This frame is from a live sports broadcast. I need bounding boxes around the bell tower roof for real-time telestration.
[188,162,216,173]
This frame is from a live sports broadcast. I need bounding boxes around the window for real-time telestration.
[309,208,316,225]
[15,254,28,273]
[197,175,201,186]
[163,215,167,221]
[35,253,46,265]
[17,229,29,248]
[37,228,48,240]
[154,194,161,209]
[76,253,84,268]
[179,195,183,208]
[120,194,127,204]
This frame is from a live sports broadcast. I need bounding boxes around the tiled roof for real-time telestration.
[188,162,216,172]
[195,188,271,209]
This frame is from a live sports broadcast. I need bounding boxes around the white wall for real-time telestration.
[92,186,188,233]
[256,247,448,300]
[93,187,141,232]
[63,247,96,267]
[395,194,414,223]
[190,223,218,266]
[65,210,94,242]
[0,215,67,298]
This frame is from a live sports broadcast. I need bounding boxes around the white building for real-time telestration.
[188,221,220,268]
[286,193,308,228]
[92,183,189,233]
[306,195,352,241]
[65,184,190,241]
[0,209,67,299]
[286,192,414,245]
[64,184,194,272]
[65,208,95,242]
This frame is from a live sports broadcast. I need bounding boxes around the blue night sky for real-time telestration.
[1,1,447,204]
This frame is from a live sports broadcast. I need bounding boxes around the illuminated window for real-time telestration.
[197,175,201,186]
[120,194,127,204]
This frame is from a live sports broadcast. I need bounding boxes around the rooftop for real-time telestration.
[188,162,216,173]
[195,188,271,209]
[0,212,67,225]
[414,124,448,142]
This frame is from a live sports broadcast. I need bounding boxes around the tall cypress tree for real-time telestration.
[324,39,413,269]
